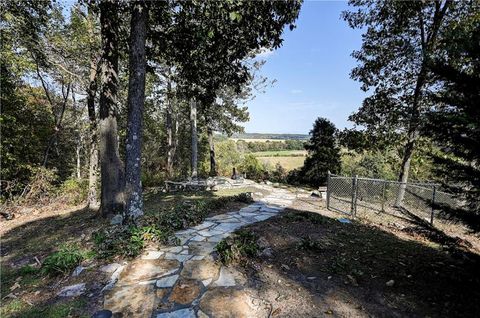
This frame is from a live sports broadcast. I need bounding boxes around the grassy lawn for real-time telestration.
[251,150,307,157]
[257,156,305,170]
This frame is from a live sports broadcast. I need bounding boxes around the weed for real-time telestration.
[93,224,170,259]
[216,230,259,265]
[284,211,328,224]
[297,236,324,251]
[41,244,87,276]
[1,298,88,318]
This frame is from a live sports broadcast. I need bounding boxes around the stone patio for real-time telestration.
[102,186,295,317]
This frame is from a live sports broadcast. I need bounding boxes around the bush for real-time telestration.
[41,244,88,276]
[93,224,170,259]
[58,178,88,205]
[22,167,58,204]
[216,230,259,265]
[297,236,324,251]
[240,154,266,181]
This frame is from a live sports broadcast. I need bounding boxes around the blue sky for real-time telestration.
[244,1,366,134]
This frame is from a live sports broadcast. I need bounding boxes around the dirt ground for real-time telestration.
[233,195,480,318]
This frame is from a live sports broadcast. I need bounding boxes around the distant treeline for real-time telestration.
[236,139,305,152]
[230,133,309,140]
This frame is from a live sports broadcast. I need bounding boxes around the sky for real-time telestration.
[243,1,366,134]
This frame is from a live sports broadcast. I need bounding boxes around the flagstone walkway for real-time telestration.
[102,186,296,318]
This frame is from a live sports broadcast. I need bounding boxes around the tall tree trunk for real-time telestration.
[87,52,99,210]
[99,0,124,217]
[125,1,148,222]
[76,143,81,179]
[207,125,217,176]
[395,2,450,206]
[190,99,198,179]
[166,79,174,178]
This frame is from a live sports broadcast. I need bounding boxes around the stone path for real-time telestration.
[102,186,295,318]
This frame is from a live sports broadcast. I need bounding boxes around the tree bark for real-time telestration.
[190,99,198,179]
[87,51,99,210]
[166,79,175,178]
[395,2,451,206]
[76,143,81,180]
[99,0,124,217]
[124,1,148,222]
[207,125,217,176]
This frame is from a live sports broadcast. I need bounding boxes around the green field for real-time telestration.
[257,156,305,170]
[251,150,307,157]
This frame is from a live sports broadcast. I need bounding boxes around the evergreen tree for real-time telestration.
[300,118,341,187]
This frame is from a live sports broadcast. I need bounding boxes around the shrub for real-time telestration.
[240,154,266,181]
[297,236,324,251]
[216,230,259,265]
[93,224,170,259]
[41,244,87,276]
[58,178,88,205]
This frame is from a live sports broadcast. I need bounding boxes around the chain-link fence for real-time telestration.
[326,173,459,226]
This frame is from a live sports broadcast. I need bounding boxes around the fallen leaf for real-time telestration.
[10,282,21,291]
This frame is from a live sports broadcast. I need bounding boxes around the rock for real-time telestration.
[141,251,164,260]
[72,265,84,277]
[110,214,123,225]
[311,190,321,198]
[156,275,179,288]
[196,310,209,318]
[181,259,220,281]
[210,185,219,192]
[168,279,202,305]
[155,308,196,318]
[212,267,236,287]
[117,259,179,285]
[99,263,122,273]
[259,247,273,258]
[200,288,269,318]
[58,283,86,297]
[91,310,113,318]
[386,279,395,287]
[104,285,156,317]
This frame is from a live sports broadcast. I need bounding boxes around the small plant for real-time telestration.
[41,244,86,276]
[58,178,88,205]
[297,236,324,251]
[233,192,254,203]
[93,224,170,259]
[216,230,259,265]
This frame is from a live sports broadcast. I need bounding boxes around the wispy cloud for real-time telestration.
[290,89,303,94]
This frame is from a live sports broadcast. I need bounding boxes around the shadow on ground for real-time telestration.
[239,207,480,318]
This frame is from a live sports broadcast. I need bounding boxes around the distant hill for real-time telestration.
[230,133,309,140]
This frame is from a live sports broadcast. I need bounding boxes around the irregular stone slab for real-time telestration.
[164,253,192,263]
[176,234,192,245]
[58,283,86,297]
[117,259,179,285]
[181,259,220,281]
[197,310,209,318]
[254,214,273,222]
[197,229,225,237]
[190,235,207,242]
[192,221,215,230]
[141,250,164,260]
[156,274,179,288]
[168,279,202,305]
[212,267,236,287]
[188,242,217,256]
[165,246,183,253]
[99,263,122,273]
[104,284,155,317]
[199,288,269,318]
[155,308,196,318]
[213,222,242,233]
[102,265,126,292]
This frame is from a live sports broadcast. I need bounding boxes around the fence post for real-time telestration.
[351,175,358,218]
[326,171,331,210]
[381,181,386,212]
[430,185,436,226]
